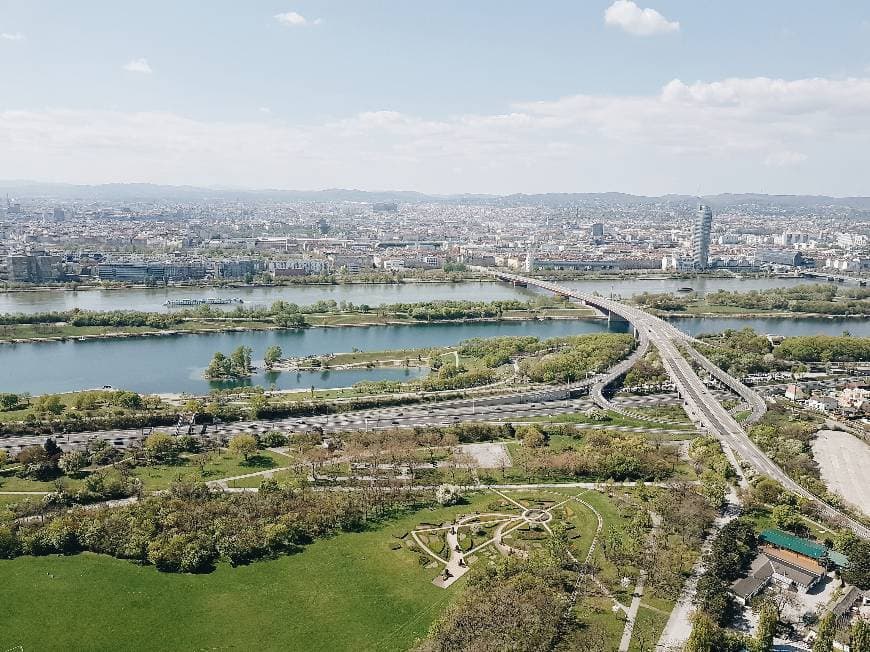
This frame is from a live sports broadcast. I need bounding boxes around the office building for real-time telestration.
[691,204,713,269]
[756,250,808,268]
[97,262,207,282]
[7,253,65,282]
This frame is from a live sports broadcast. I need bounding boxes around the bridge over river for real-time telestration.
[486,269,870,539]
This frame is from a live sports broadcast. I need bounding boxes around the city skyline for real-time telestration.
[3,2,870,195]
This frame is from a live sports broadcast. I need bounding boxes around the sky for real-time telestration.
[2,1,870,196]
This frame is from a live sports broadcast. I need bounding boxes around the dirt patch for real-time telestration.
[459,442,512,469]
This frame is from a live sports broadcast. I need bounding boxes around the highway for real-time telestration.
[0,393,700,454]
[487,270,870,538]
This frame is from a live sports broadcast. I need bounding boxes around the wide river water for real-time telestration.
[0,276,823,314]
[0,314,865,395]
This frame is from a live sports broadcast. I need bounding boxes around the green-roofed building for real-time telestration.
[760,528,849,569]
[760,528,826,560]
[827,549,850,569]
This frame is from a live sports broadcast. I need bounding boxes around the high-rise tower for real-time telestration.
[692,203,713,269]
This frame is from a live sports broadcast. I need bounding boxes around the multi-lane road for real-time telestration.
[0,392,702,455]
[487,270,869,538]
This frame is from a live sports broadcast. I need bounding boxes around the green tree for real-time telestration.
[0,393,20,411]
[74,392,100,411]
[686,613,723,652]
[264,345,283,369]
[228,434,258,461]
[519,425,547,448]
[842,539,870,589]
[143,432,177,465]
[34,394,65,415]
[754,601,778,652]
[230,346,253,376]
[772,503,802,532]
[112,391,142,409]
[142,395,163,411]
[813,613,836,652]
[699,470,727,509]
[205,352,233,379]
[58,450,88,476]
[248,393,268,419]
[851,619,870,652]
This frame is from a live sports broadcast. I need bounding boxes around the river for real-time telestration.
[0,276,822,314]
[0,314,865,396]
[0,318,626,395]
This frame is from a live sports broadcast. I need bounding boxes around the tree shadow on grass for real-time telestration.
[241,454,277,469]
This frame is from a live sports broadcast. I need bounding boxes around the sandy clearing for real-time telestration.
[459,442,512,469]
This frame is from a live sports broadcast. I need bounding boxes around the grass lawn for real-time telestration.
[0,319,277,342]
[0,468,84,492]
[514,411,696,431]
[630,606,670,651]
[328,346,438,366]
[226,468,305,489]
[307,313,416,326]
[0,482,674,651]
[743,505,833,540]
[129,450,288,491]
[0,390,174,423]
[0,495,506,652]
[574,595,626,648]
[623,405,691,423]
[679,304,780,315]
[0,493,35,507]
[734,409,752,422]
[0,451,288,494]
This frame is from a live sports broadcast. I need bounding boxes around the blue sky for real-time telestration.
[2,1,870,195]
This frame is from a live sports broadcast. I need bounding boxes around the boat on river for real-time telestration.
[163,297,244,307]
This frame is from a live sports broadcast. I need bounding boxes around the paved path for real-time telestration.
[655,489,740,650]
[207,465,293,489]
[479,481,693,490]
[618,512,660,652]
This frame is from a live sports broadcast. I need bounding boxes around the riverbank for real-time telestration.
[4,306,866,346]
[661,309,869,319]
[1,271,774,294]
[0,308,601,345]
[0,271,812,297]
[0,275,498,294]
[0,276,838,316]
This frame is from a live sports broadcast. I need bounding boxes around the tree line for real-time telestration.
[0,476,423,572]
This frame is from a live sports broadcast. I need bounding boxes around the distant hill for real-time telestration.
[2,180,870,210]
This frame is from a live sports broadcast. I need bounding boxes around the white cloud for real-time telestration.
[274,11,320,27]
[604,1,679,36]
[258,107,272,114]
[123,58,153,74]
[1,32,25,41]
[3,76,870,194]
[764,151,807,167]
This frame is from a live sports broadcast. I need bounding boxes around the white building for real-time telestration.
[268,257,332,276]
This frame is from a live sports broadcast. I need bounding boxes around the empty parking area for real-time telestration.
[812,429,870,516]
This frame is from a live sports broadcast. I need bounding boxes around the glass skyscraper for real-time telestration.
[692,203,713,269]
